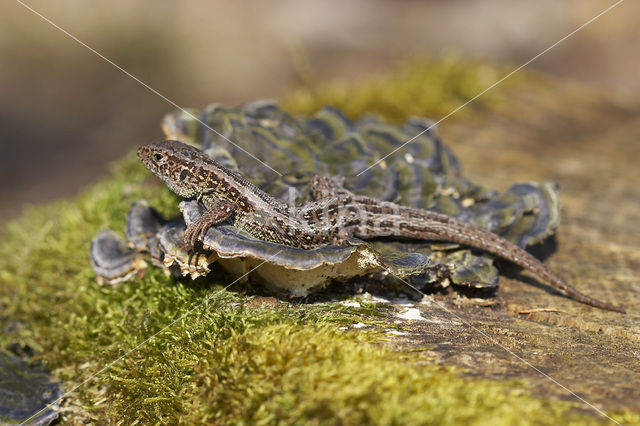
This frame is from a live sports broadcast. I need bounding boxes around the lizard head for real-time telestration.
[137,140,210,199]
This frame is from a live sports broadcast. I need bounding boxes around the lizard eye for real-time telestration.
[179,169,188,181]
[154,154,163,162]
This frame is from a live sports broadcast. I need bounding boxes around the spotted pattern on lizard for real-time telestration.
[137,140,624,313]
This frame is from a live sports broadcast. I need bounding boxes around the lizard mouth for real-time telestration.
[136,146,150,164]
[137,145,161,173]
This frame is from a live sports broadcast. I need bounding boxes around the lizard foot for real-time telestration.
[183,200,235,250]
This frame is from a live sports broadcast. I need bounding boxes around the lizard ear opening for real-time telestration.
[179,169,188,181]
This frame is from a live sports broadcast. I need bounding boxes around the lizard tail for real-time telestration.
[359,209,625,313]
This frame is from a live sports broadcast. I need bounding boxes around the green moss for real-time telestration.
[283,55,522,123]
[0,58,633,424]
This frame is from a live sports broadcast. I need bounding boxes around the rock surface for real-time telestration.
[388,80,640,413]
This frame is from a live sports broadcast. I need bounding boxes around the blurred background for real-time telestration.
[1,0,638,219]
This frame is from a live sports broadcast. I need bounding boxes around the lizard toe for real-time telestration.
[183,225,197,252]
[197,226,210,245]
[190,226,201,249]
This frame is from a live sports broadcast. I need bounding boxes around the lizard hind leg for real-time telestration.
[184,200,235,250]
[309,175,349,200]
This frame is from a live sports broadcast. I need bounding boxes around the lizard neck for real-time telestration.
[197,161,290,218]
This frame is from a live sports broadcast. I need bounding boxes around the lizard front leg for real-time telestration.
[184,200,235,250]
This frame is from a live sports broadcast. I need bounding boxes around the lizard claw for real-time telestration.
[184,221,209,251]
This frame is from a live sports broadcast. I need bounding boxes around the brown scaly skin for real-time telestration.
[137,140,625,313]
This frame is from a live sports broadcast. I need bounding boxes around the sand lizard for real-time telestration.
[138,140,624,313]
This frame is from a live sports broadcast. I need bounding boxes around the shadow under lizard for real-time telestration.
[138,140,624,313]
